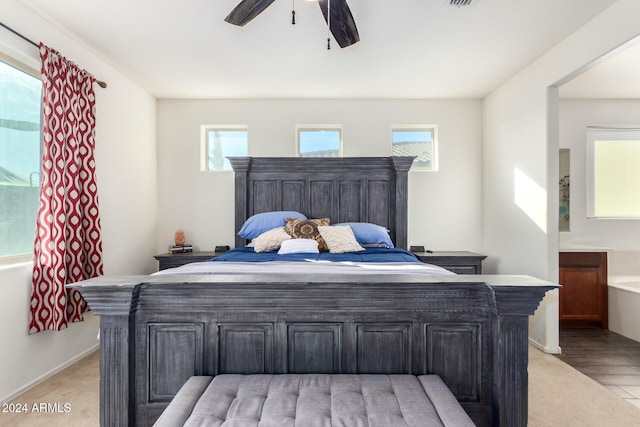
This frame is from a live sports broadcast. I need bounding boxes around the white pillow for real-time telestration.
[318,226,365,254]
[252,227,292,252]
[277,239,319,255]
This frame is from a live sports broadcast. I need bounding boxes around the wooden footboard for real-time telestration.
[69,274,557,427]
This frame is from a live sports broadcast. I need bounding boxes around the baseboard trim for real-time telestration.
[0,344,100,404]
[529,336,561,354]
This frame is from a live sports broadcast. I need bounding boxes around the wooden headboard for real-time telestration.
[229,157,414,249]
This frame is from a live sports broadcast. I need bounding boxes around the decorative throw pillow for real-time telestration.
[252,227,292,252]
[284,217,330,251]
[317,226,365,254]
[333,222,394,248]
[277,239,319,255]
[238,211,307,240]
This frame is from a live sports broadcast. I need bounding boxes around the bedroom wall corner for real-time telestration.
[482,0,640,353]
[0,262,100,404]
[1,0,158,403]
[94,77,158,276]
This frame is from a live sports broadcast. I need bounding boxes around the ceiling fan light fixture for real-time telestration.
[226,0,359,49]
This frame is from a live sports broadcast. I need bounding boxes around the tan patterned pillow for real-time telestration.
[284,217,330,251]
[317,226,365,254]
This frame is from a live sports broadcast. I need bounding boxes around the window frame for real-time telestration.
[0,53,42,264]
[586,126,640,219]
[295,125,343,158]
[200,125,249,172]
[391,125,438,172]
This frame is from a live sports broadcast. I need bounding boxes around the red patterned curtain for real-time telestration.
[29,44,103,333]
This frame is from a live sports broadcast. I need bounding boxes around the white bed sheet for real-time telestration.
[153,261,455,276]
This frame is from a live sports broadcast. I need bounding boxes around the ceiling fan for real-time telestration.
[225,0,360,49]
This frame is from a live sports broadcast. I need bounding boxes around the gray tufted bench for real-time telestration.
[154,374,475,427]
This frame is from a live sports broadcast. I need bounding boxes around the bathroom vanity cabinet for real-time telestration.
[559,251,608,329]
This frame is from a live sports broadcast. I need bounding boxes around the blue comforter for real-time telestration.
[209,247,421,263]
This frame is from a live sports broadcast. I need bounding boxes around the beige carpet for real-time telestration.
[0,350,99,427]
[528,345,640,427]
[1,346,639,426]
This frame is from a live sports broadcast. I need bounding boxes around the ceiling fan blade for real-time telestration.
[225,0,277,26]
[318,0,360,48]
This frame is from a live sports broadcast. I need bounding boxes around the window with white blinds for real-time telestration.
[586,127,640,218]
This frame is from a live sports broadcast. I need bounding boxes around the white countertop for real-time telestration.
[558,242,610,252]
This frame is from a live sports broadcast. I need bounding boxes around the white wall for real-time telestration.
[483,0,640,353]
[156,99,483,254]
[0,1,157,403]
[559,98,640,277]
[559,99,640,251]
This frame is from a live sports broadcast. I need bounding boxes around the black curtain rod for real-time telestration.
[0,21,107,89]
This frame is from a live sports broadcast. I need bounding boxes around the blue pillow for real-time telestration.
[238,211,307,240]
[333,222,394,248]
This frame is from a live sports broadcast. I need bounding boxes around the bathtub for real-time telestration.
[608,276,640,343]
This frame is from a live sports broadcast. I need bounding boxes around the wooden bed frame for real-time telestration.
[229,156,413,250]
[69,157,558,427]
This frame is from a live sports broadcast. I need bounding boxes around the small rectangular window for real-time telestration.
[0,58,42,259]
[392,126,437,171]
[587,126,640,218]
[201,125,248,171]
[296,126,342,157]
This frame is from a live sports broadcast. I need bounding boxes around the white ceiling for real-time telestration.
[22,0,625,99]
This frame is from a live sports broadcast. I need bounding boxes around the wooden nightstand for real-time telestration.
[412,251,486,274]
[154,251,224,271]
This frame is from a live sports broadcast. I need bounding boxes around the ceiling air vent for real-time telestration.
[447,0,478,7]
